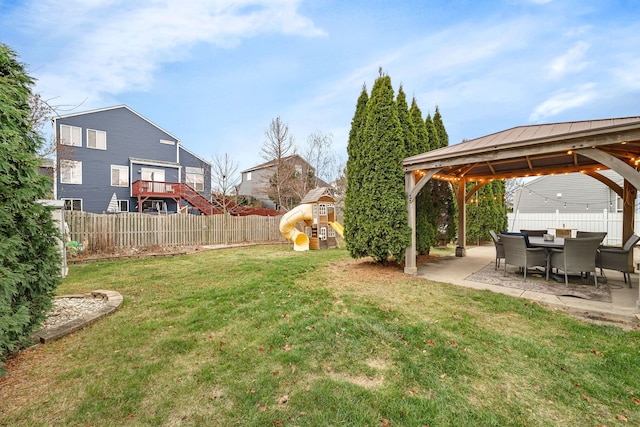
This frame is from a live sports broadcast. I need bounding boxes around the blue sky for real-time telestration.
[2,0,640,176]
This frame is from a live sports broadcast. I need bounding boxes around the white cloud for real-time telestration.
[528,83,598,121]
[28,0,325,105]
[547,41,590,79]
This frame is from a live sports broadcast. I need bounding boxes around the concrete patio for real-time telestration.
[416,244,640,325]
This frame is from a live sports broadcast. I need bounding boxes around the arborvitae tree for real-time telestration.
[344,85,369,258]
[410,98,436,254]
[347,72,410,262]
[466,181,508,244]
[1,44,61,370]
[396,85,417,157]
[429,107,458,245]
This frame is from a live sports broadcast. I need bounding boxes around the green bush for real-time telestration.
[0,44,61,372]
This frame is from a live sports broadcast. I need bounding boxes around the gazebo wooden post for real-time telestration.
[404,171,418,275]
[455,179,467,257]
[623,180,636,244]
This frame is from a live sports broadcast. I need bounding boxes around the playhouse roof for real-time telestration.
[301,187,334,204]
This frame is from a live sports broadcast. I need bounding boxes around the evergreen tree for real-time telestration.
[410,98,436,254]
[344,85,369,258]
[346,72,410,262]
[396,85,417,157]
[429,107,457,244]
[1,44,61,369]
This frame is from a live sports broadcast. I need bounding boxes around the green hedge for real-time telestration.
[1,44,61,373]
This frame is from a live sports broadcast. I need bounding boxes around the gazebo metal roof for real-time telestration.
[404,117,640,182]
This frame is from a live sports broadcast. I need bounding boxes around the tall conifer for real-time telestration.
[347,72,410,262]
[396,85,417,157]
[410,98,436,253]
[344,85,369,258]
[1,44,61,367]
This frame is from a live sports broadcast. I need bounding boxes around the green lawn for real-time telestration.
[1,244,639,426]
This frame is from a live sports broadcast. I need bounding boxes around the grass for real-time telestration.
[1,244,640,426]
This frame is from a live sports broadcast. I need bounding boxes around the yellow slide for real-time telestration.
[328,221,344,238]
[279,204,312,251]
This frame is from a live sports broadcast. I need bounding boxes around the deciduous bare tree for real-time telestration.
[261,117,299,210]
[303,130,334,187]
[211,153,239,244]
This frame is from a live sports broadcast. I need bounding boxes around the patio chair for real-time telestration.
[546,237,602,287]
[520,229,547,237]
[596,234,640,287]
[576,231,607,243]
[500,234,548,281]
[489,230,505,270]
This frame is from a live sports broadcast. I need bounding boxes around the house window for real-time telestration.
[60,125,82,146]
[63,198,82,211]
[141,168,165,182]
[111,165,129,187]
[246,172,252,181]
[186,167,204,191]
[328,226,336,238]
[60,160,82,184]
[117,200,129,212]
[295,164,303,175]
[312,203,318,218]
[87,129,106,150]
[319,203,327,216]
[160,139,175,145]
[319,226,327,241]
[616,196,624,212]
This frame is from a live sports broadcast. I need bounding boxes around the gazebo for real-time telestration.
[403,117,640,304]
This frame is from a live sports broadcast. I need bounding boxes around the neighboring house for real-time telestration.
[238,154,329,209]
[512,170,627,214]
[53,105,213,214]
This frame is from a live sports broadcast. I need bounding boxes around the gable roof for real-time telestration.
[54,105,181,143]
[300,187,334,203]
[240,154,310,173]
[404,116,640,181]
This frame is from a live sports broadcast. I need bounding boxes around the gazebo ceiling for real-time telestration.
[404,117,640,182]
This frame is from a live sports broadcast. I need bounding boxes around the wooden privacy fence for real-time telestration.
[507,209,640,246]
[65,211,286,253]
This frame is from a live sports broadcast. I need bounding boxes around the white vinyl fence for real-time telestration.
[507,209,640,245]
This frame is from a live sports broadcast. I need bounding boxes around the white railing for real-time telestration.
[507,209,640,245]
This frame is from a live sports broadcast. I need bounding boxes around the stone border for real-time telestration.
[31,290,123,344]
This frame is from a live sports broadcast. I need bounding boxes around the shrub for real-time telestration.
[0,44,61,372]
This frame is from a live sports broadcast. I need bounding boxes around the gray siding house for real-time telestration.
[238,155,329,209]
[53,105,212,214]
[512,170,625,214]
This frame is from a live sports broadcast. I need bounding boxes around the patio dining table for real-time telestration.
[527,236,565,249]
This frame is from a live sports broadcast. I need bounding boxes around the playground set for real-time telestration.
[279,187,344,251]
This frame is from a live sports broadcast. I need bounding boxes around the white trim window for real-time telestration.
[117,200,129,212]
[60,160,82,184]
[63,198,82,211]
[160,139,175,145]
[186,167,204,191]
[328,227,336,238]
[60,124,82,146]
[111,165,129,187]
[319,226,327,241]
[87,129,106,150]
[319,203,327,216]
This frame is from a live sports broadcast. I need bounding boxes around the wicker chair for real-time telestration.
[596,234,640,287]
[520,229,547,237]
[575,231,608,243]
[547,237,602,287]
[489,230,505,270]
[500,234,548,281]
